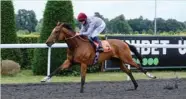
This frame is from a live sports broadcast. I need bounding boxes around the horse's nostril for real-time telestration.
[46,42,52,47]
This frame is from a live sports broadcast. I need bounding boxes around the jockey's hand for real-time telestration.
[76,32,80,35]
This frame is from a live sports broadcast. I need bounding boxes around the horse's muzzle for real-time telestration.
[46,42,53,47]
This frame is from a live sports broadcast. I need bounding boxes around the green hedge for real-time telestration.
[18,36,39,69]
[18,35,39,43]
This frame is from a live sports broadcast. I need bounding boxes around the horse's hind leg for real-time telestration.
[137,63,156,79]
[119,61,138,90]
[125,59,156,79]
[119,49,156,79]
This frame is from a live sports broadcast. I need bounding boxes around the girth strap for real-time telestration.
[93,51,100,65]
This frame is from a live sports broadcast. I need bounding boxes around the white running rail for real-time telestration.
[1,43,186,80]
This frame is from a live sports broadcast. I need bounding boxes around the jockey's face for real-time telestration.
[79,20,86,25]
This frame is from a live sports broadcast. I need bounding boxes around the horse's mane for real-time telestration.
[62,23,75,33]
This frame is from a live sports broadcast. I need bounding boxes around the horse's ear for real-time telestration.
[57,22,61,26]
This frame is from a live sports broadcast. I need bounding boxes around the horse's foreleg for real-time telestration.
[41,59,71,82]
[119,61,138,90]
[41,66,61,82]
[80,63,87,93]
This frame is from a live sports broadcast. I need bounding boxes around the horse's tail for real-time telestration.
[125,42,143,64]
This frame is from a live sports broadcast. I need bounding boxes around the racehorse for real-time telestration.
[41,22,156,93]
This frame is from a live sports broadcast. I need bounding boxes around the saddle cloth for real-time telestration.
[92,40,112,65]
[93,40,112,52]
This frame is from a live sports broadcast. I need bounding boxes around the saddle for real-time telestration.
[79,35,112,64]
[78,35,112,52]
[91,40,112,52]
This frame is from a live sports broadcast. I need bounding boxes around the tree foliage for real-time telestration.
[128,16,153,33]
[1,1,22,64]
[35,18,43,33]
[107,14,132,34]
[16,9,38,32]
[165,19,185,32]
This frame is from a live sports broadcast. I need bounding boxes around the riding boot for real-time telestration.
[97,39,104,52]
[92,37,104,52]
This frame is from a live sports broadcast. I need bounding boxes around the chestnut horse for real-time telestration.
[41,22,156,93]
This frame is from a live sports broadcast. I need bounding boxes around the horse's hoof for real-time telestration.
[153,76,157,79]
[146,72,156,79]
[41,76,51,82]
[80,89,84,93]
[135,85,138,90]
[126,88,136,91]
[41,80,46,83]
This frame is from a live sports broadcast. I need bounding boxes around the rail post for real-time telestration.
[47,47,51,77]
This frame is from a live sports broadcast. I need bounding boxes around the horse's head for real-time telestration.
[46,22,75,47]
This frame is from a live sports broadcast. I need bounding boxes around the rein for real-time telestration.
[60,25,90,50]
[65,35,77,40]
[65,35,89,42]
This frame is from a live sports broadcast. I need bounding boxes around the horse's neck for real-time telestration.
[66,36,91,51]
[66,38,78,51]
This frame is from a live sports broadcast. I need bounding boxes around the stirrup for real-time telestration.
[97,47,104,52]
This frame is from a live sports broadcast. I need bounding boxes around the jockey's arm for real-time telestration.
[80,22,95,36]
[79,25,85,33]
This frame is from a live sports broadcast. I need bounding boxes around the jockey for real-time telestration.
[77,12,106,52]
